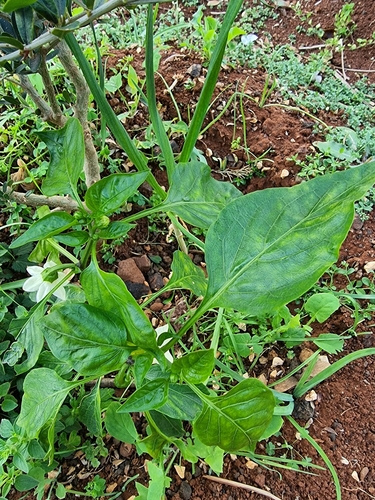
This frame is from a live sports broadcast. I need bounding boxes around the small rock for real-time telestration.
[274,376,298,392]
[351,213,363,230]
[150,300,164,312]
[125,282,150,299]
[299,348,314,362]
[149,272,164,291]
[280,168,289,178]
[133,254,151,274]
[254,473,266,488]
[117,258,145,283]
[187,63,202,78]
[179,481,192,500]
[309,355,331,377]
[271,356,284,368]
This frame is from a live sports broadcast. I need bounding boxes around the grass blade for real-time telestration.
[179,0,244,163]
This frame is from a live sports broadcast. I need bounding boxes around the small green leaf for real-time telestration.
[54,231,89,247]
[42,302,132,376]
[85,172,148,215]
[17,368,78,438]
[313,333,344,354]
[104,402,138,443]
[163,161,242,229]
[171,350,215,384]
[223,333,251,357]
[118,378,168,413]
[2,0,36,13]
[78,382,102,435]
[1,395,18,412]
[14,7,34,44]
[167,251,207,296]
[194,379,275,452]
[0,382,10,398]
[97,220,134,240]
[304,293,340,323]
[9,212,76,249]
[40,118,84,198]
[14,474,39,492]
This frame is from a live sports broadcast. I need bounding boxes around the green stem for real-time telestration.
[167,213,205,251]
[210,307,224,353]
[46,238,80,265]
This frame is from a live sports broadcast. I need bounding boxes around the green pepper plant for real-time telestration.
[1,0,375,498]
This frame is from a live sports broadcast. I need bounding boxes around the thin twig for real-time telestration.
[203,475,282,500]
[4,188,79,211]
[299,43,327,50]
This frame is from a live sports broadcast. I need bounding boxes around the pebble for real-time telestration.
[179,481,192,500]
[117,258,145,283]
[133,254,151,273]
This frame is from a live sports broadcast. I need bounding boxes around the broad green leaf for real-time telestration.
[149,410,184,438]
[17,368,78,438]
[171,350,215,384]
[97,220,134,240]
[54,231,89,247]
[78,381,101,435]
[304,293,340,323]
[157,383,202,421]
[193,378,275,452]
[40,118,84,198]
[10,305,45,374]
[163,162,242,229]
[167,251,207,296]
[104,402,138,443]
[81,262,158,352]
[85,172,148,215]
[42,302,132,376]
[203,162,375,316]
[2,0,36,13]
[313,333,344,354]
[9,212,76,249]
[117,378,168,413]
[14,7,34,44]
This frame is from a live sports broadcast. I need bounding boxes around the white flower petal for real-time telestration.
[52,284,66,301]
[23,275,43,292]
[36,282,51,302]
[44,260,58,269]
[26,265,43,276]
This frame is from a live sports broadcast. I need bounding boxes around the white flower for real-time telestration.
[23,260,69,303]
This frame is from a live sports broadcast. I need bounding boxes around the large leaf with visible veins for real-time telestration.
[202,162,375,316]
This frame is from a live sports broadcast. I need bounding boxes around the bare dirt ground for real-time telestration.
[6,0,375,499]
